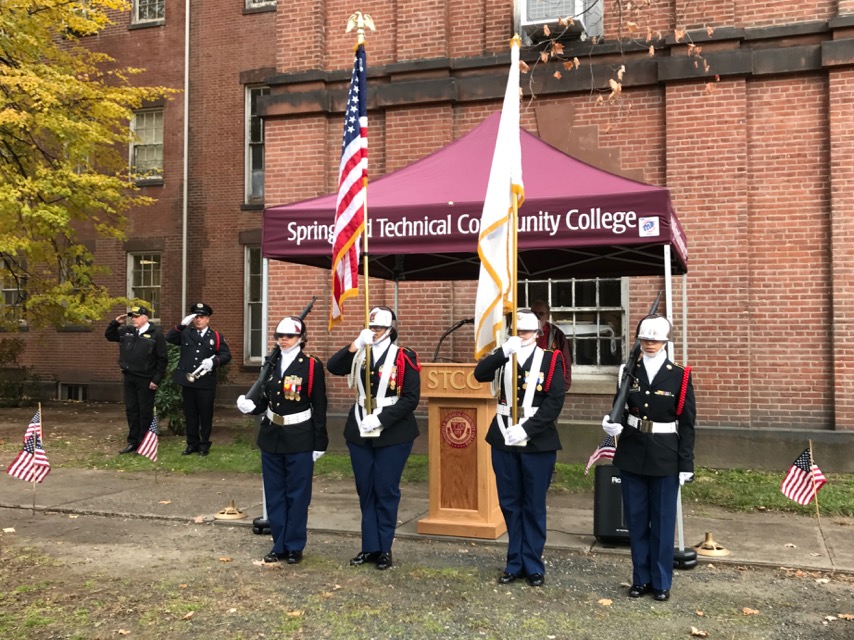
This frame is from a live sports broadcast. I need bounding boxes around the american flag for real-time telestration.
[584,435,616,475]
[6,410,51,483]
[781,447,827,505]
[137,415,159,462]
[329,42,367,330]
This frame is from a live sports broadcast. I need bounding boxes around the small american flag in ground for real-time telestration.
[6,410,51,483]
[137,415,159,462]
[781,447,826,505]
[329,42,367,329]
[584,435,616,475]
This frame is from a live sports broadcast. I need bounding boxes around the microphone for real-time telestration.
[432,318,475,363]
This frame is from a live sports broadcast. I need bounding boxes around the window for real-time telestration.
[246,0,276,7]
[128,253,161,320]
[130,109,163,180]
[0,256,26,325]
[246,86,269,203]
[245,247,263,361]
[244,247,263,362]
[518,277,624,368]
[133,0,165,24]
[518,0,604,40]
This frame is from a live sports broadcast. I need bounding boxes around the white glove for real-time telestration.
[601,415,623,437]
[236,394,256,414]
[679,472,694,486]
[200,357,214,372]
[505,424,528,445]
[354,328,375,350]
[360,413,382,434]
[312,451,325,462]
[182,313,198,326]
[502,336,523,357]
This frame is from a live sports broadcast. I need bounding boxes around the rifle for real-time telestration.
[607,290,663,424]
[244,296,317,405]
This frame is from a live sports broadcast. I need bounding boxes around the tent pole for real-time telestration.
[664,244,674,360]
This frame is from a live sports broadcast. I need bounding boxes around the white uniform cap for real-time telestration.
[516,310,540,332]
[369,307,393,327]
[637,316,671,341]
[275,317,303,335]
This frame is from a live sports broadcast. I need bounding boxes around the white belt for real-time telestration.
[496,404,538,419]
[627,415,677,434]
[266,408,312,426]
[359,396,399,409]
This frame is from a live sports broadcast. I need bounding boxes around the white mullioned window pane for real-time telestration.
[128,253,161,320]
[131,110,163,178]
[134,0,165,23]
[245,247,263,361]
[518,277,625,368]
[246,86,269,202]
[246,0,277,7]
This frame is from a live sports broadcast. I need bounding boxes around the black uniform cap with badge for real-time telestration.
[191,302,213,316]
[128,305,151,318]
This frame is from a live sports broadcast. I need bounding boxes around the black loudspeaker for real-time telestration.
[593,465,630,545]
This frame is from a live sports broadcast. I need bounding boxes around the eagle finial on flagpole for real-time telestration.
[346,11,375,44]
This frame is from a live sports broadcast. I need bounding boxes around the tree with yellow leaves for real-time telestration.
[0,1,175,329]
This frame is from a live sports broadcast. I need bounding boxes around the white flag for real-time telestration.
[474,37,524,359]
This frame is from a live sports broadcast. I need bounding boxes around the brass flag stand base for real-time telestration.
[214,499,247,520]
[694,531,730,557]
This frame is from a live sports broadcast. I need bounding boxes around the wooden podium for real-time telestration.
[417,363,506,539]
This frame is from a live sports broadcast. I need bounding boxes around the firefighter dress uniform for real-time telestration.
[326,306,421,571]
[474,309,567,587]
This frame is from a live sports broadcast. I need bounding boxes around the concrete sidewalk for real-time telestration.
[1,467,852,574]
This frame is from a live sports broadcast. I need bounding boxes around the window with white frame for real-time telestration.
[130,109,163,180]
[518,0,604,39]
[128,253,161,320]
[246,0,276,7]
[246,86,269,203]
[0,260,25,323]
[245,246,263,361]
[133,0,165,24]
[518,277,624,367]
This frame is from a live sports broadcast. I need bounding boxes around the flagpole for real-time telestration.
[510,190,519,426]
[807,439,821,523]
[32,401,42,513]
[348,11,374,415]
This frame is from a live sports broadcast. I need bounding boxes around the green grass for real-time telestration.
[60,438,854,517]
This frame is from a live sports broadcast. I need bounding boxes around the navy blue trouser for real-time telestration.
[491,448,557,576]
[261,450,313,554]
[619,469,680,590]
[347,440,413,554]
[181,385,216,450]
[122,374,155,446]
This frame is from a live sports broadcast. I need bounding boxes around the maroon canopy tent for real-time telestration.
[263,112,687,281]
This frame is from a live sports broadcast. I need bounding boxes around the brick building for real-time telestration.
[8,1,854,469]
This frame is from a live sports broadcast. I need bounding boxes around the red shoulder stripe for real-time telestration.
[676,366,692,416]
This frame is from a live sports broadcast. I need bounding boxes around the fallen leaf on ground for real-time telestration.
[816,578,830,584]
[192,515,206,523]
[2,527,15,533]
[118,630,131,635]
[179,584,188,589]
[597,598,613,606]
[838,613,854,620]
[286,610,303,618]
[182,611,194,620]
[218,557,233,563]
[784,543,797,548]
[742,607,760,616]
[159,500,172,505]
[690,628,708,638]
[227,608,237,614]
[695,610,705,616]
[824,615,837,622]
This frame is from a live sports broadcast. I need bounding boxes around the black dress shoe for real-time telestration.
[198,449,209,457]
[263,551,287,563]
[526,573,545,587]
[119,444,137,454]
[286,551,303,564]
[181,446,198,456]
[498,572,521,585]
[629,583,651,598]
[376,552,393,570]
[349,551,381,566]
[652,589,670,601]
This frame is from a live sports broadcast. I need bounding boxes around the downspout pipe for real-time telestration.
[181,0,191,312]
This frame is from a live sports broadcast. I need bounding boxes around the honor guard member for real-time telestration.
[327,306,421,571]
[166,302,232,456]
[474,309,567,587]
[105,305,168,454]
[601,315,696,602]
[236,316,327,565]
